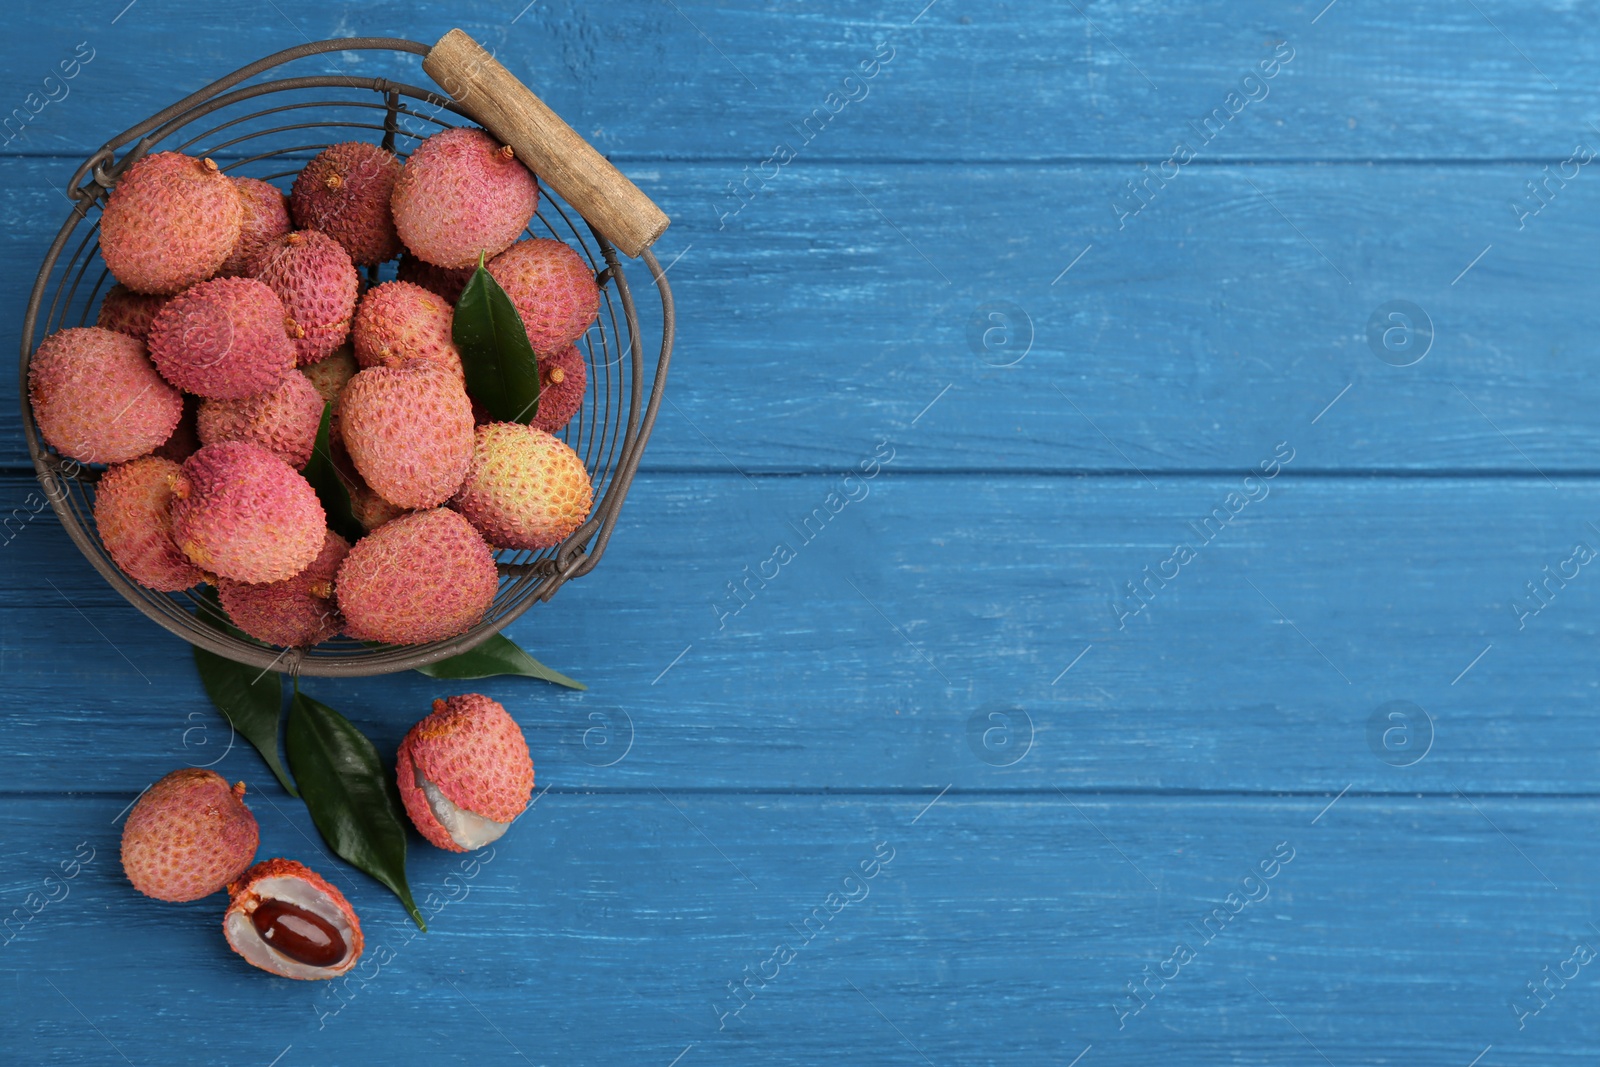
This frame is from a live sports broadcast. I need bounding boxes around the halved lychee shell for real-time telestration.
[224,858,363,980]
[396,695,534,852]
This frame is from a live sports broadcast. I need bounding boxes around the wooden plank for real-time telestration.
[0,1,1592,162]
[5,157,1600,474]
[0,793,1595,1064]
[2,472,1597,796]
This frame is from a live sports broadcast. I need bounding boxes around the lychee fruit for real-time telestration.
[290,142,402,266]
[219,529,348,646]
[451,422,593,550]
[197,371,324,469]
[29,326,183,464]
[121,769,259,903]
[486,238,599,354]
[96,284,171,342]
[338,362,473,508]
[224,859,363,980]
[391,128,538,268]
[94,456,207,591]
[147,277,295,400]
[98,152,242,295]
[347,476,407,531]
[531,345,586,434]
[397,253,473,304]
[351,280,463,380]
[396,695,533,852]
[336,508,498,644]
[218,177,291,276]
[301,344,358,408]
[249,230,359,365]
[171,441,325,583]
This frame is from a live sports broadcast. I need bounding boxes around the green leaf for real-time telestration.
[286,692,425,930]
[454,257,541,423]
[414,632,587,689]
[302,402,363,543]
[191,593,296,796]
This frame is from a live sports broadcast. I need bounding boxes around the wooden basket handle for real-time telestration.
[423,28,670,257]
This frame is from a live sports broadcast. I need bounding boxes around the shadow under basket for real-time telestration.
[18,34,675,677]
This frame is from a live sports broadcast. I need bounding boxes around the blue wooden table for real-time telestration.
[3,2,1598,1064]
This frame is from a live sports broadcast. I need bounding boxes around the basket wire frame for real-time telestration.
[19,38,674,677]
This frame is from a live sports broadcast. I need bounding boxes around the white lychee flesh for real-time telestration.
[224,874,361,979]
[415,765,511,850]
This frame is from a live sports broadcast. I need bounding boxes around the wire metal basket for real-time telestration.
[18,33,674,677]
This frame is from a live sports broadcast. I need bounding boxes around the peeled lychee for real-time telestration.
[197,371,324,469]
[147,277,295,400]
[397,253,472,304]
[338,362,473,508]
[94,456,207,591]
[98,152,242,295]
[121,769,259,903]
[290,142,402,266]
[531,345,586,434]
[219,177,292,277]
[486,238,599,354]
[351,280,463,379]
[249,230,359,365]
[29,326,183,464]
[224,859,363,980]
[96,284,171,342]
[171,441,326,583]
[219,529,348,646]
[391,128,538,268]
[397,695,534,852]
[336,508,498,644]
[451,422,593,550]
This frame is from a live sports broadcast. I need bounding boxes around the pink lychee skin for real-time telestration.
[94,456,207,591]
[197,371,324,469]
[248,230,360,365]
[97,285,172,342]
[218,529,349,646]
[225,858,364,979]
[147,277,296,400]
[347,477,407,531]
[351,281,464,380]
[338,362,474,508]
[121,769,259,903]
[218,177,292,277]
[391,128,538,269]
[532,345,586,434]
[29,326,184,464]
[486,239,599,354]
[451,422,593,550]
[98,153,243,295]
[335,508,498,645]
[290,142,403,266]
[396,694,534,852]
[397,254,473,304]
[171,441,326,583]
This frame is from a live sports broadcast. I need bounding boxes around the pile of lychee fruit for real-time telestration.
[30,127,602,647]
[122,695,532,979]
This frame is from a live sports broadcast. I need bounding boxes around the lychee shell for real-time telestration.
[248,230,359,366]
[171,441,326,584]
[451,422,593,550]
[218,177,291,277]
[29,326,183,464]
[396,694,534,852]
[290,142,402,266]
[94,456,207,591]
[224,858,364,979]
[218,529,348,646]
[96,285,171,342]
[335,508,498,645]
[391,127,538,269]
[147,276,296,400]
[197,370,324,469]
[337,362,473,509]
[486,238,599,354]
[98,152,242,295]
[121,769,259,903]
[351,280,463,379]
[532,345,586,434]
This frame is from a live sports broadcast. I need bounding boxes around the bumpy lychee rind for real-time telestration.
[301,344,358,407]
[122,769,259,903]
[532,345,587,434]
[219,177,292,276]
[219,529,348,646]
[486,238,599,354]
[397,254,473,304]
[225,858,364,980]
[171,441,326,583]
[335,508,498,645]
[147,277,296,400]
[98,153,243,295]
[29,327,183,464]
[391,128,538,269]
[249,230,360,365]
[451,423,593,550]
[96,285,171,342]
[94,456,207,591]
[351,281,463,380]
[290,142,402,266]
[347,477,407,531]
[338,362,473,508]
[396,695,534,852]
[197,371,323,469]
